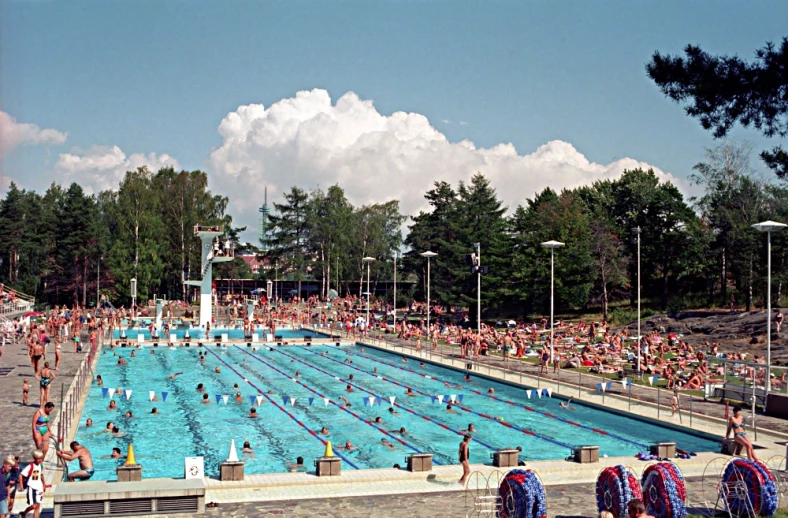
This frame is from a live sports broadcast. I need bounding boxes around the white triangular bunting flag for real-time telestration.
[450,394,457,403]
[526,390,532,399]
[368,396,376,405]
[546,388,552,398]
[256,395,263,406]
[621,379,629,389]
[388,396,396,404]
[222,395,229,405]
[647,377,654,386]
[149,391,155,401]
[537,390,542,398]
[437,395,444,403]
[289,397,296,406]
[125,390,132,400]
[323,398,330,406]
[108,388,116,398]
[601,383,606,392]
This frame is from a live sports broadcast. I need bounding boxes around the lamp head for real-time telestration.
[540,240,565,249]
[420,251,438,258]
[362,257,376,263]
[752,221,788,233]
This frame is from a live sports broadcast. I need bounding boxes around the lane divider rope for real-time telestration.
[349,349,649,449]
[298,346,575,451]
[231,346,439,463]
[269,346,501,453]
[203,347,359,469]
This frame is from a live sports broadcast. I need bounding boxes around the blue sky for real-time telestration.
[2,0,787,232]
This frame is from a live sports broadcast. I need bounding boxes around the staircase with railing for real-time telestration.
[202,250,215,278]
[0,284,35,317]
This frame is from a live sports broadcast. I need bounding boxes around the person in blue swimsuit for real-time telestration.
[726,405,758,461]
[31,402,55,455]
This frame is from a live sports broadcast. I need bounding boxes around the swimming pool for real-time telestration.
[73,344,720,480]
[112,328,313,340]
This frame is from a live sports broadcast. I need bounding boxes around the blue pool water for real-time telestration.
[112,328,313,340]
[74,344,721,480]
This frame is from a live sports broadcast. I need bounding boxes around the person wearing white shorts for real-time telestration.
[18,450,46,518]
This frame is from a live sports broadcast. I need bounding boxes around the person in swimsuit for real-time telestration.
[22,378,29,405]
[30,342,44,376]
[38,363,55,407]
[31,403,55,455]
[726,405,757,461]
[56,442,95,481]
[54,339,62,370]
[458,434,471,485]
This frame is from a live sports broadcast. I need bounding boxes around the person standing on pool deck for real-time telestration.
[0,456,12,518]
[18,450,47,518]
[56,442,94,481]
[458,435,471,486]
[31,403,55,455]
[38,362,55,407]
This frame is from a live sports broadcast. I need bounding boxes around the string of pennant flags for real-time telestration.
[100,387,469,407]
[596,377,657,392]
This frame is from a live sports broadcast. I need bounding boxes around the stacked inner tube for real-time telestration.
[597,465,643,518]
[499,468,547,518]
[720,459,778,517]
[641,462,687,518]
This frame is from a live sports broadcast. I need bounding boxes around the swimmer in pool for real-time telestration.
[559,397,576,410]
[381,439,397,450]
[336,441,359,451]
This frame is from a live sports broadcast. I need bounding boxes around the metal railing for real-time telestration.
[194,224,224,234]
[54,333,102,448]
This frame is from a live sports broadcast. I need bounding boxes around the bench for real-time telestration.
[54,478,205,518]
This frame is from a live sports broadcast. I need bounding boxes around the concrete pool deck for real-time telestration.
[19,330,788,515]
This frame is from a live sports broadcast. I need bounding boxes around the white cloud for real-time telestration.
[459,121,469,126]
[0,111,67,156]
[56,145,180,193]
[208,89,687,233]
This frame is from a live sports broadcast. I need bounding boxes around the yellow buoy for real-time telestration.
[324,441,334,458]
[124,444,137,466]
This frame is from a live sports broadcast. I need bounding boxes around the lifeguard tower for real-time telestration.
[185,225,233,328]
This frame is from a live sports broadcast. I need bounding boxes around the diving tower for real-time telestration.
[185,224,233,328]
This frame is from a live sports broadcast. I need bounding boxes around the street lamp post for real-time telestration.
[420,251,438,336]
[635,226,642,377]
[540,241,565,364]
[475,243,481,336]
[752,221,787,395]
[362,257,376,332]
[393,252,397,325]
